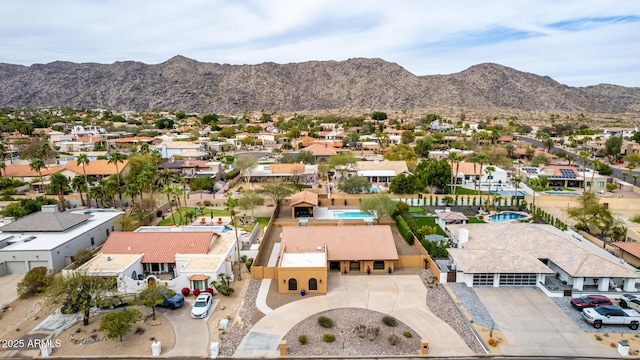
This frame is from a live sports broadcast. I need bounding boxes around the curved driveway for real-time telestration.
[235,274,474,357]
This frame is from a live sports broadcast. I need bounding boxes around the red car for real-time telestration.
[571,295,613,309]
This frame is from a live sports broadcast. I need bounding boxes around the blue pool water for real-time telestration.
[488,212,527,222]
[332,210,373,219]
[545,191,579,196]
[369,187,380,193]
[223,225,233,232]
[490,190,526,196]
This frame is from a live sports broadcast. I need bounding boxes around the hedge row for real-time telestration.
[224,168,240,180]
[395,215,414,245]
[400,211,419,234]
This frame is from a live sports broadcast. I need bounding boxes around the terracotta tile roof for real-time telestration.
[101,232,214,263]
[453,162,482,176]
[268,164,305,174]
[187,274,211,281]
[155,142,202,149]
[613,242,640,258]
[76,136,104,143]
[63,159,129,176]
[302,144,337,156]
[3,164,63,177]
[281,226,398,261]
[498,135,513,142]
[290,190,318,206]
[447,223,638,278]
[355,161,408,175]
[114,136,157,143]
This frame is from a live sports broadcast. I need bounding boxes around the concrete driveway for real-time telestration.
[159,299,211,357]
[475,287,619,357]
[236,274,474,357]
[0,274,24,307]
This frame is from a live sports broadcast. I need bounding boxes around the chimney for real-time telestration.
[2,217,15,224]
[41,204,58,213]
[457,228,469,248]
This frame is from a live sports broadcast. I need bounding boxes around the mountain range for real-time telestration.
[0,56,639,114]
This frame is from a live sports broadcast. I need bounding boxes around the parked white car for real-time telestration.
[582,305,640,329]
[190,293,213,319]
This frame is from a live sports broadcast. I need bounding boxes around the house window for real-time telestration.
[106,229,110,237]
[90,237,95,246]
[288,278,297,291]
[628,237,637,243]
[308,278,318,291]
[473,273,493,286]
[191,280,208,290]
[151,263,160,272]
[597,181,605,188]
[373,261,385,270]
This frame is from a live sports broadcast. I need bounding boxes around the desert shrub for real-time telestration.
[240,255,247,263]
[224,168,240,180]
[403,331,413,338]
[317,316,334,328]
[388,334,401,346]
[181,287,190,296]
[323,334,335,343]
[203,200,212,206]
[382,316,398,327]
[595,335,603,341]
[488,338,498,347]
[245,258,254,271]
[193,288,201,297]
[298,335,307,345]
[204,288,214,294]
[394,215,414,245]
[135,326,145,335]
[17,267,53,298]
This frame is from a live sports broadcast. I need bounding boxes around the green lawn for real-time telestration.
[157,207,230,226]
[412,216,448,237]
[455,187,489,195]
[467,216,486,224]
[408,206,426,214]
[237,217,270,231]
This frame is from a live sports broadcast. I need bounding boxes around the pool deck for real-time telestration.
[316,206,373,220]
[487,211,532,223]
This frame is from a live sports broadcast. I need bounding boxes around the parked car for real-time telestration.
[191,293,213,319]
[619,294,639,308]
[159,289,184,310]
[582,305,640,329]
[570,295,613,309]
[627,299,640,313]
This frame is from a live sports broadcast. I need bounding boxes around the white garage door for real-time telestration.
[6,261,27,274]
[29,261,49,270]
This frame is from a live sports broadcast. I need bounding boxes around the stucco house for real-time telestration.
[447,223,639,292]
[0,207,123,275]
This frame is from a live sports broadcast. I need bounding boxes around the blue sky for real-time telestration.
[1,0,639,87]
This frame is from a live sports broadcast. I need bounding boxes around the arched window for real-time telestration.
[309,278,318,291]
[288,278,297,291]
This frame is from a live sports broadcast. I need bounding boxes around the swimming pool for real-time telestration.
[369,187,381,193]
[490,190,526,196]
[332,210,373,219]
[488,212,527,222]
[545,191,579,196]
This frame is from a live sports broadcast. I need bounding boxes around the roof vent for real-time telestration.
[107,256,112,261]
[127,246,131,251]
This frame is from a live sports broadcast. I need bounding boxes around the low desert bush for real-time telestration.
[382,315,398,327]
[317,316,334,328]
[403,331,413,338]
[488,338,498,347]
[298,335,307,345]
[323,334,335,343]
[388,334,401,346]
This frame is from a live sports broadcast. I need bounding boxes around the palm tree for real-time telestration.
[29,157,46,198]
[578,151,591,190]
[505,144,515,159]
[125,181,141,210]
[49,173,69,211]
[101,179,118,208]
[71,175,87,207]
[179,177,189,214]
[589,159,602,191]
[77,153,92,208]
[137,166,157,211]
[139,142,150,155]
[484,166,496,208]
[162,185,176,225]
[171,185,184,224]
[633,174,639,186]
[475,153,487,202]
[448,153,464,195]
[107,151,127,203]
[224,192,242,281]
[512,175,522,210]
[529,178,540,211]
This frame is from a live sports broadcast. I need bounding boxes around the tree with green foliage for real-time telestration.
[414,158,451,193]
[338,175,371,194]
[238,190,263,218]
[280,151,316,164]
[139,285,172,321]
[530,153,552,167]
[401,130,415,144]
[389,174,419,194]
[414,136,435,158]
[372,111,388,120]
[567,191,611,234]
[261,182,294,205]
[202,114,219,125]
[383,144,417,166]
[604,136,623,163]
[49,173,69,211]
[235,155,258,186]
[218,126,236,138]
[99,308,143,341]
[328,151,357,179]
[77,153,92,207]
[360,193,396,224]
[512,176,522,209]
[53,272,116,326]
[17,267,53,298]
[448,153,464,194]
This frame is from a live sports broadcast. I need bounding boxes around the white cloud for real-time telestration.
[0,0,639,86]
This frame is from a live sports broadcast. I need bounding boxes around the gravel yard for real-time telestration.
[448,282,498,329]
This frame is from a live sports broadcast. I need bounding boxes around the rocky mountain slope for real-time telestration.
[0,56,639,114]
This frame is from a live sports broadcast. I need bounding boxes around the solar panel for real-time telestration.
[559,169,576,178]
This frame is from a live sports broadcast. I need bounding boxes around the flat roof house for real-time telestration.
[447,223,639,292]
[0,207,123,274]
[278,225,399,294]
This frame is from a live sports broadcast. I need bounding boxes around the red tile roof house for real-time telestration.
[74,227,240,294]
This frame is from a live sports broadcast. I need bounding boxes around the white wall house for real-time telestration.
[0,207,123,275]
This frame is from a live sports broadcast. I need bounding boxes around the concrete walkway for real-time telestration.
[235,274,474,357]
[255,243,281,315]
[0,274,24,307]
